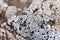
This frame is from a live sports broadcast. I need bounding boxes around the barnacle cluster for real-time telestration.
[0,0,60,40]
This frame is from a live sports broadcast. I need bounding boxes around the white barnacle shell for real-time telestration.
[5,6,17,18]
[20,0,27,3]
[0,0,4,6]
[1,3,8,11]
[23,8,33,16]
[1,2,8,8]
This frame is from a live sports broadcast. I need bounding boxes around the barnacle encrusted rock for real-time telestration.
[0,0,60,40]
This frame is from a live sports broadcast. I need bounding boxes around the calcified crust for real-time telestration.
[0,0,60,40]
